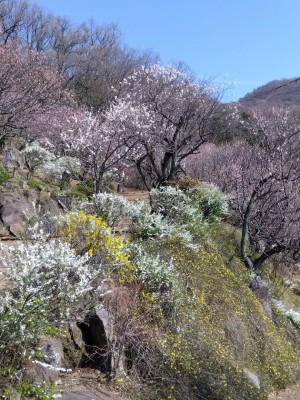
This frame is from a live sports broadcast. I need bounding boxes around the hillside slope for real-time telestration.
[239,78,300,108]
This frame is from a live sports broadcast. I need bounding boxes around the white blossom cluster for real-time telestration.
[38,156,81,180]
[22,141,81,180]
[0,239,94,366]
[21,141,55,172]
[130,244,182,302]
[150,186,198,224]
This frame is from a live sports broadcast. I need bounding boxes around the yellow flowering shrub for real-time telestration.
[140,227,300,400]
[55,212,300,400]
[58,211,135,283]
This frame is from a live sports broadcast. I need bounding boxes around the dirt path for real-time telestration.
[120,188,149,202]
[269,384,300,400]
[56,368,128,400]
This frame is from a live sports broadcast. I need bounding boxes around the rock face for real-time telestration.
[64,283,130,378]
[250,276,273,318]
[0,189,36,237]
[3,147,25,174]
[63,322,88,368]
[78,312,111,373]
[0,221,10,238]
[291,283,300,295]
[0,185,63,238]
[23,337,68,385]
[39,337,65,367]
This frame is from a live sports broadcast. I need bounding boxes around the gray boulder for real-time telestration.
[23,337,70,385]
[0,190,36,237]
[3,147,24,174]
[250,276,273,318]
[291,283,300,295]
[0,220,11,238]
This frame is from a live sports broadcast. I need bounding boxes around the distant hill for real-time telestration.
[238,78,300,108]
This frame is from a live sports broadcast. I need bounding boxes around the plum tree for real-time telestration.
[185,107,300,271]
[104,64,231,189]
[0,42,71,144]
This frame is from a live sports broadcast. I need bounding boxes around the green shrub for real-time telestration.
[27,177,45,190]
[101,170,115,192]
[187,183,230,222]
[65,189,89,200]
[13,382,54,400]
[0,165,11,186]
[76,183,93,196]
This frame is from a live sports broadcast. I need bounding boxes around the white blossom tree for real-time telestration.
[44,101,150,192]
[41,64,231,192]
[108,64,231,189]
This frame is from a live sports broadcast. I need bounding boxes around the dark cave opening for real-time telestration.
[78,313,111,373]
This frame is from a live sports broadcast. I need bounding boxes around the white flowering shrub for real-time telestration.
[81,186,226,244]
[150,186,197,224]
[82,193,171,238]
[37,156,81,181]
[150,184,229,225]
[168,227,199,251]
[21,142,55,173]
[131,244,183,308]
[129,201,171,239]
[0,239,92,380]
[90,192,133,228]
[134,249,175,291]
[52,156,81,179]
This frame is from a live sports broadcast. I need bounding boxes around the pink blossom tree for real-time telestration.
[185,107,300,271]
[0,42,72,144]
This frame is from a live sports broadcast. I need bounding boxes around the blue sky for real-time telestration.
[36,0,300,101]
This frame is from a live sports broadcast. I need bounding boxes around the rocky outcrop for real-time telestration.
[291,283,300,295]
[0,184,64,238]
[0,189,36,237]
[3,147,25,175]
[63,322,89,368]
[250,276,273,318]
[23,337,69,385]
